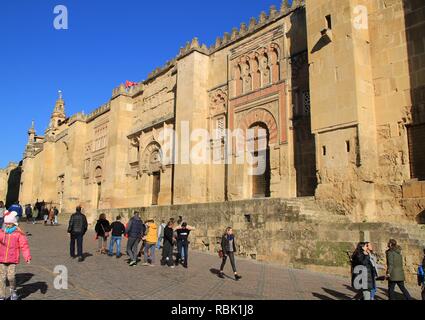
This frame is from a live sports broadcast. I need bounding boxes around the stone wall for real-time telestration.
[94,198,425,284]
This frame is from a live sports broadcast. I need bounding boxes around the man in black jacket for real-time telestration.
[125,211,145,266]
[67,206,88,262]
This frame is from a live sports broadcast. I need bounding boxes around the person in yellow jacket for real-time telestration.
[142,219,158,266]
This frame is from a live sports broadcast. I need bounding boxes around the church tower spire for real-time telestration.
[49,90,66,129]
[28,120,35,143]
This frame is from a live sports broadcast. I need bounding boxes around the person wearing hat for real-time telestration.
[0,211,32,300]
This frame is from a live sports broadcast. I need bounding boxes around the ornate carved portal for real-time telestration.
[236,108,277,199]
[140,142,165,176]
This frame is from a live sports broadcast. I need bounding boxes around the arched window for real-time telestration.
[259,53,271,87]
[252,57,261,90]
[270,46,280,83]
[234,64,242,96]
[241,60,252,94]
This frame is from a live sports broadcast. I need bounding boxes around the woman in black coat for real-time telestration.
[218,227,242,281]
[351,242,376,300]
[161,220,175,267]
[95,214,111,254]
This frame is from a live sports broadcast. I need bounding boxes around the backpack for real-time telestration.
[417,265,424,286]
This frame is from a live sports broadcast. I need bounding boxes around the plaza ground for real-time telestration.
[13,222,422,300]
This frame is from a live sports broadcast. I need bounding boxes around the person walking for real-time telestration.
[53,206,59,225]
[8,202,22,223]
[218,227,242,281]
[161,220,175,268]
[386,239,412,300]
[365,242,383,300]
[142,219,158,266]
[25,204,34,224]
[125,211,145,267]
[351,242,376,300]
[42,205,49,225]
[157,220,166,250]
[67,206,88,262]
[0,201,6,229]
[34,200,39,220]
[95,214,111,254]
[48,205,55,226]
[108,216,125,258]
[176,216,184,261]
[0,211,32,300]
[175,222,195,268]
[35,200,42,220]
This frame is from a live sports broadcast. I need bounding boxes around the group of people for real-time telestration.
[67,208,242,280]
[2,202,425,300]
[0,200,60,227]
[33,200,60,226]
[350,239,424,300]
[95,211,197,269]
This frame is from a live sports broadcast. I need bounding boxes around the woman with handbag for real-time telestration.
[95,214,111,254]
[218,227,242,281]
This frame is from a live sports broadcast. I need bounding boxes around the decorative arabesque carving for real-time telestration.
[233,43,281,96]
[140,142,166,176]
[209,87,228,117]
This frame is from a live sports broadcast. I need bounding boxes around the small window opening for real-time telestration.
[346,140,351,153]
[322,146,327,156]
[244,214,251,223]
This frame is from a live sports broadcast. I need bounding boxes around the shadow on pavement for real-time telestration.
[378,287,416,300]
[312,284,415,300]
[209,268,234,280]
[16,273,48,299]
[82,253,93,259]
[312,285,361,300]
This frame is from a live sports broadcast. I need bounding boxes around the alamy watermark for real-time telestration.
[53,5,68,30]
[352,265,368,290]
[353,5,368,30]
[53,265,68,290]
[146,122,270,176]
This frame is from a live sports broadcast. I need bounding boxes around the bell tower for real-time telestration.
[28,120,35,144]
[49,90,66,129]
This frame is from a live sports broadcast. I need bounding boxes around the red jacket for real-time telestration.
[0,229,32,264]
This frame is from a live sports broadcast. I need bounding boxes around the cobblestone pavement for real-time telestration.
[12,222,422,300]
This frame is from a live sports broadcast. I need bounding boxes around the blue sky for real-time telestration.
[0,0,288,167]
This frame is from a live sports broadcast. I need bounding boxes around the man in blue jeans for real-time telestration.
[67,206,88,262]
[108,216,126,258]
[175,222,196,268]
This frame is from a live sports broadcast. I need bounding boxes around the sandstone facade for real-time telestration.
[17,0,425,225]
[0,162,21,207]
